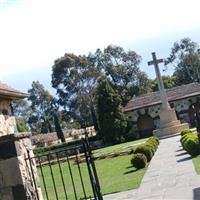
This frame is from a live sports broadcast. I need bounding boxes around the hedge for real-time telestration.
[33,135,99,155]
[132,136,159,166]
[131,153,147,169]
[180,129,200,157]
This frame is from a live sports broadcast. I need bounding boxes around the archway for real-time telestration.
[137,114,155,138]
[188,102,200,127]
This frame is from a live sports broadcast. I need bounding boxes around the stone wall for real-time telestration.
[0,115,18,136]
[0,133,43,200]
[126,95,200,136]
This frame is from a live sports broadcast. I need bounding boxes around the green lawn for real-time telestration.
[38,154,146,200]
[93,138,147,156]
[38,138,148,200]
[192,155,200,174]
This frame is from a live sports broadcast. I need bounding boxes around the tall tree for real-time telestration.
[90,45,150,105]
[149,75,177,92]
[96,76,127,144]
[28,81,56,133]
[54,112,65,142]
[165,38,200,85]
[52,53,100,130]
[52,46,150,130]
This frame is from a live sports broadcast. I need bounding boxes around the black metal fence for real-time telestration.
[26,135,103,200]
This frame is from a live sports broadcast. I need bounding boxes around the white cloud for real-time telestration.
[0,0,200,77]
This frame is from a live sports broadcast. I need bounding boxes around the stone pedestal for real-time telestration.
[0,133,43,200]
[153,108,189,138]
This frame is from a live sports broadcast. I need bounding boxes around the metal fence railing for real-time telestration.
[26,135,103,200]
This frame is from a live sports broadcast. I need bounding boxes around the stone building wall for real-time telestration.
[126,95,200,137]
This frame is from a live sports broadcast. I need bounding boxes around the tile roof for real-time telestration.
[0,82,28,99]
[124,82,200,112]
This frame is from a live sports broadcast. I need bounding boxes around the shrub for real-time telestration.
[128,148,135,154]
[33,136,99,155]
[146,141,157,152]
[135,145,154,162]
[181,133,196,150]
[131,153,147,169]
[148,136,160,145]
[181,129,193,137]
[183,135,200,156]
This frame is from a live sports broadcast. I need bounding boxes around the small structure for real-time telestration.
[0,82,27,136]
[147,52,188,138]
[124,54,200,138]
[0,82,43,200]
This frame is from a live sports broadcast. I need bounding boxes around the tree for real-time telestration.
[54,112,65,142]
[52,53,100,130]
[28,81,56,133]
[96,76,127,144]
[149,75,177,92]
[15,118,29,132]
[52,46,150,132]
[165,38,200,85]
[90,45,150,105]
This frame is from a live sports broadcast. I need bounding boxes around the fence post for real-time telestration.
[0,133,43,200]
[83,130,103,200]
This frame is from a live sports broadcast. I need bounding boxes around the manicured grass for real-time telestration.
[93,138,147,156]
[192,155,200,174]
[38,154,146,200]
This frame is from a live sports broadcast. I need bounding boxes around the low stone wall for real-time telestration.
[0,133,43,200]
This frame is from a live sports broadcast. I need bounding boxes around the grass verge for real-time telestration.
[192,155,200,174]
[38,154,146,200]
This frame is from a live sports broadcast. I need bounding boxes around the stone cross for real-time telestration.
[148,52,170,110]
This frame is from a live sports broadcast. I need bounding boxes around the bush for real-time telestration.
[183,135,200,156]
[135,145,154,162]
[131,153,147,169]
[181,133,196,150]
[33,136,99,155]
[181,129,193,137]
[180,130,200,156]
[145,141,157,152]
[128,148,135,154]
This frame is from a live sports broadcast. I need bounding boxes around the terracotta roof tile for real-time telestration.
[124,82,200,112]
[0,81,28,99]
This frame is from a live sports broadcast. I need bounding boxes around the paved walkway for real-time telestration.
[104,135,200,200]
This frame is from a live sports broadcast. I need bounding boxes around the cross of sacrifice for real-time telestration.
[148,52,170,110]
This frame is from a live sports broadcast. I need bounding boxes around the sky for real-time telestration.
[1,0,200,95]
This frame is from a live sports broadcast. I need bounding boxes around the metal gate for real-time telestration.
[26,135,103,200]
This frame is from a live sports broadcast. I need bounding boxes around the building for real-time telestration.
[124,82,200,138]
[0,82,27,136]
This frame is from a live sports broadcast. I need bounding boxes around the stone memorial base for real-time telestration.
[153,108,189,138]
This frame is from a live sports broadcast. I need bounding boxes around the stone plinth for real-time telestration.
[153,108,189,138]
[0,133,43,200]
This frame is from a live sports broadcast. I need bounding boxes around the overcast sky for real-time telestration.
[1,0,200,94]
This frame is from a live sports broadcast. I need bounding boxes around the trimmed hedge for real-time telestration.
[180,129,200,157]
[33,135,100,155]
[133,136,159,163]
[180,129,193,137]
[135,145,153,161]
[131,153,147,169]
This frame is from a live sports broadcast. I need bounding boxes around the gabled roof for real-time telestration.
[124,82,200,112]
[0,82,28,99]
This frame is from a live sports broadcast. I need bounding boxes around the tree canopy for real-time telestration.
[51,45,149,130]
[165,38,200,85]
[28,81,56,133]
[96,76,127,143]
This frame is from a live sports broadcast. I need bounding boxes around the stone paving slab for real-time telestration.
[104,135,200,200]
